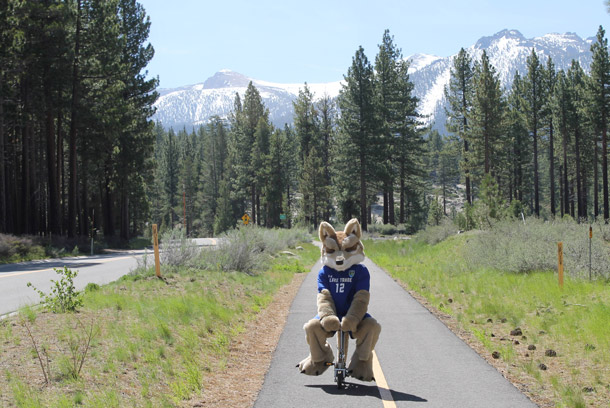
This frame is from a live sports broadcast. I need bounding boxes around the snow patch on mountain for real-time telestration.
[407,53,443,73]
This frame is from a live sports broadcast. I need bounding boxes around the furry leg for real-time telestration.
[297,318,334,376]
[348,317,381,381]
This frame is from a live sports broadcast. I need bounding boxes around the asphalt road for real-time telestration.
[0,250,145,316]
[0,238,219,317]
[254,258,537,408]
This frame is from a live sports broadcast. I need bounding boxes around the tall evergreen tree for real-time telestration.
[470,50,505,177]
[374,29,402,224]
[337,46,377,231]
[394,59,424,224]
[523,49,546,216]
[543,57,558,216]
[445,48,475,204]
[590,25,610,221]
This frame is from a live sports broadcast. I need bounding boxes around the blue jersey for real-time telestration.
[317,264,370,319]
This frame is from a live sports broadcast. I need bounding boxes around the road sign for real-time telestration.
[242,213,251,225]
[279,214,286,220]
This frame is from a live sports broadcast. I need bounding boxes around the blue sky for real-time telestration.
[138,0,607,89]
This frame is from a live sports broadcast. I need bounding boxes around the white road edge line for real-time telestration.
[372,350,397,408]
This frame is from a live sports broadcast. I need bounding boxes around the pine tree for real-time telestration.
[523,49,546,216]
[470,50,505,177]
[337,46,377,231]
[445,48,475,204]
[506,72,531,205]
[589,25,610,221]
[317,95,335,221]
[394,59,424,224]
[568,61,587,219]
[293,83,320,226]
[553,70,571,217]
[374,29,402,224]
[543,57,558,216]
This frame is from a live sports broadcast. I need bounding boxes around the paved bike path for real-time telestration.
[253,257,537,408]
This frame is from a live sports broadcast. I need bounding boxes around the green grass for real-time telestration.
[0,239,319,407]
[366,234,610,407]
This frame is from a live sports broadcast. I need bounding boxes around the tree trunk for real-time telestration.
[0,76,5,232]
[464,139,471,205]
[559,165,564,217]
[57,111,64,234]
[594,134,599,218]
[383,190,388,224]
[574,128,583,221]
[80,170,88,236]
[251,183,256,224]
[360,151,367,231]
[603,125,608,221]
[563,129,569,218]
[533,126,540,217]
[549,121,555,216]
[120,184,129,241]
[68,0,82,238]
[399,162,405,223]
[103,175,114,237]
[21,118,31,235]
[45,88,60,235]
[389,185,395,225]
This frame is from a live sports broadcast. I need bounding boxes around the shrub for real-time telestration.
[27,266,83,313]
[464,218,610,279]
[366,223,408,236]
[197,226,310,275]
[160,227,199,267]
[415,218,458,245]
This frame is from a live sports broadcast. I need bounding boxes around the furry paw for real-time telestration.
[297,353,333,376]
[348,357,374,382]
[341,315,359,333]
[320,315,340,332]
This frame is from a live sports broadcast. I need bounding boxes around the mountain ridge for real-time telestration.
[153,29,594,131]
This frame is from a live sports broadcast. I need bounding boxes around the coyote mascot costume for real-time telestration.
[297,218,381,382]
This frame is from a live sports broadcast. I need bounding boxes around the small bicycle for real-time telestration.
[326,330,348,389]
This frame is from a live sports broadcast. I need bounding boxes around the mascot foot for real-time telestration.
[348,356,375,382]
[297,349,334,376]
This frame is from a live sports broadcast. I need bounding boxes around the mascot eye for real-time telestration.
[326,249,335,254]
[345,245,358,252]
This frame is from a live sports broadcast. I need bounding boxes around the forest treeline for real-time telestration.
[442,25,610,225]
[0,0,157,241]
[152,30,426,236]
[2,0,610,241]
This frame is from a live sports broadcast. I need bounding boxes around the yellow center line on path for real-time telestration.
[372,350,397,408]
[0,255,137,279]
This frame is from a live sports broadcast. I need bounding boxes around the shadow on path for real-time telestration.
[305,382,428,402]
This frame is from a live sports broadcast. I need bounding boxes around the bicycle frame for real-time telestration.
[334,330,348,388]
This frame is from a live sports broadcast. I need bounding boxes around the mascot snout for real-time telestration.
[336,255,345,265]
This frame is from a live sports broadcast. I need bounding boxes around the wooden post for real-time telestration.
[153,224,161,278]
[557,242,563,289]
[589,226,592,281]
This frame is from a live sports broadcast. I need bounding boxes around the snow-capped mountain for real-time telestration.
[408,29,594,132]
[153,29,594,131]
[154,70,342,129]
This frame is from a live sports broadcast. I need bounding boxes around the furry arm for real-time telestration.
[317,289,340,332]
[341,290,370,332]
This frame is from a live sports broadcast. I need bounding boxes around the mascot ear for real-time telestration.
[319,221,336,243]
[344,218,362,239]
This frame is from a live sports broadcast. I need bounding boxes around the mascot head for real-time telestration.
[319,218,365,271]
